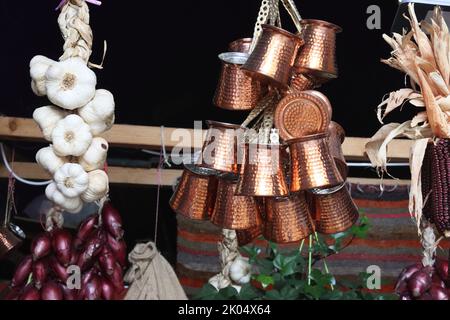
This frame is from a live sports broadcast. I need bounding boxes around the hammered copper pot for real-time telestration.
[264,193,314,243]
[229,38,253,53]
[169,166,218,220]
[236,143,289,197]
[0,226,22,258]
[287,133,343,192]
[211,178,262,230]
[236,225,263,247]
[311,184,359,234]
[242,24,304,88]
[294,19,342,80]
[198,120,244,174]
[328,121,348,179]
[289,72,318,92]
[213,52,264,111]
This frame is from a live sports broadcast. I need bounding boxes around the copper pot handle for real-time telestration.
[280,0,303,33]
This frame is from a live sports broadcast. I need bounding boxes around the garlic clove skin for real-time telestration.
[79,137,109,172]
[45,182,83,214]
[88,114,115,136]
[30,55,55,97]
[36,146,67,175]
[52,114,93,157]
[232,285,242,294]
[33,106,67,141]
[81,170,109,203]
[54,163,89,198]
[208,275,231,291]
[78,89,115,124]
[30,55,55,68]
[45,57,97,110]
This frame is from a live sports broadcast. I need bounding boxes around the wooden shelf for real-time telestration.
[0,116,413,186]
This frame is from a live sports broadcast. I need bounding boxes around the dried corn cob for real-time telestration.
[431,139,450,237]
[421,142,433,222]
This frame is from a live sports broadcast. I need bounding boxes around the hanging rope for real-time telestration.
[58,0,94,63]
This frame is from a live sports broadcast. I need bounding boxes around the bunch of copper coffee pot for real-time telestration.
[170,18,359,245]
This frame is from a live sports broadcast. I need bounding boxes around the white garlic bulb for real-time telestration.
[229,256,251,285]
[87,115,116,136]
[45,57,97,110]
[81,170,109,203]
[45,182,83,214]
[78,89,115,124]
[30,55,55,96]
[54,163,89,198]
[79,137,109,172]
[33,106,67,141]
[52,114,93,157]
[36,146,67,175]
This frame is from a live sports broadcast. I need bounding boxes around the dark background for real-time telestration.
[0,0,415,274]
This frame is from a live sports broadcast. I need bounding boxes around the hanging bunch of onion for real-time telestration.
[395,259,450,300]
[6,202,127,300]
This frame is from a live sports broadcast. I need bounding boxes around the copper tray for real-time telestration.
[274,91,331,141]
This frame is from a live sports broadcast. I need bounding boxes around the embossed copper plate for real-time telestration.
[274,91,331,141]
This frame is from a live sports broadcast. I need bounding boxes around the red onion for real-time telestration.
[52,229,73,266]
[81,268,98,288]
[418,293,433,300]
[101,202,124,239]
[80,275,102,300]
[77,230,105,271]
[107,262,124,291]
[100,277,116,300]
[430,285,449,300]
[99,246,117,275]
[10,255,33,288]
[31,233,52,261]
[75,214,99,248]
[49,256,69,283]
[62,284,79,300]
[432,273,446,288]
[106,233,127,268]
[4,287,21,300]
[394,280,408,295]
[399,293,412,300]
[41,281,63,300]
[395,263,422,292]
[436,259,449,283]
[20,284,40,300]
[32,259,49,290]
[408,270,432,298]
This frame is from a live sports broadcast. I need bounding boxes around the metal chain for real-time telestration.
[249,0,275,53]
[280,0,302,32]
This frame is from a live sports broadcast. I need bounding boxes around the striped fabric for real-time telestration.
[176,182,450,297]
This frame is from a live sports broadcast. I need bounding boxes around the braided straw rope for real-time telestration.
[58,0,93,62]
[208,229,240,290]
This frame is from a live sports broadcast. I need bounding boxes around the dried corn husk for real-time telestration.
[417,67,450,138]
[377,89,423,123]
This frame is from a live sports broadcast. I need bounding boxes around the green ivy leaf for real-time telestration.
[264,289,283,300]
[238,284,261,300]
[218,286,239,299]
[280,286,299,300]
[255,274,275,288]
[194,283,220,300]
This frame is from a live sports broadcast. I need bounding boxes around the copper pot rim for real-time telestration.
[218,52,250,65]
[294,67,338,80]
[309,182,346,195]
[265,191,307,202]
[218,172,239,182]
[299,19,343,33]
[305,90,333,117]
[285,132,330,144]
[206,120,243,130]
[261,24,305,45]
[184,164,218,177]
[229,38,253,49]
